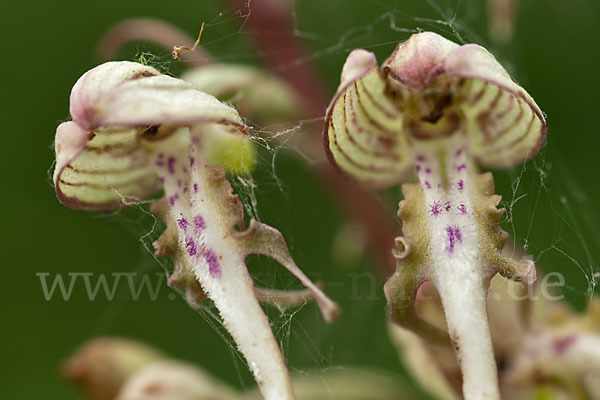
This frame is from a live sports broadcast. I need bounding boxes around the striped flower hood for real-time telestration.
[324,32,546,188]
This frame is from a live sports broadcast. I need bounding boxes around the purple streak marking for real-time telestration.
[167,157,176,174]
[190,157,196,167]
[458,204,468,214]
[554,335,577,354]
[177,217,188,232]
[458,179,464,192]
[425,180,431,189]
[457,164,466,172]
[193,215,206,230]
[446,225,463,255]
[444,201,452,212]
[204,249,221,278]
[193,183,198,193]
[185,236,197,256]
[169,193,179,206]
[453,226,462,242]
[446,226,456,255]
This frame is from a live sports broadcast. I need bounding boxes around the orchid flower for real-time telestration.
[54,61,339,400]
[324,32,546,399]
[389,273,600,399]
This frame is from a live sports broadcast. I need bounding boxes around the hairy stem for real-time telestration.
[413,138,499,399]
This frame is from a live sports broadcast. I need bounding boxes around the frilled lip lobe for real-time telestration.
[323,32,547,188]
[54,61,247,211]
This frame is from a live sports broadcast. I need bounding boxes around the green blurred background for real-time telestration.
[2,0,599,398]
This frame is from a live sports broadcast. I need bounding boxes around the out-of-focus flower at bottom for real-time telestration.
[64,337,419,400]
[389,273,600,400]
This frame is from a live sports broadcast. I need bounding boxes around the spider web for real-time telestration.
[88,0,598,396]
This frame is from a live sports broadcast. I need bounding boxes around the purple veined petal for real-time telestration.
[53,121,159,210]
[324,49,412,188]
[70,61,160,131]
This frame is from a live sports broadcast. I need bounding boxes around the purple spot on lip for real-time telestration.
[416,155,425,162]
[167,157,176,174]
[416,165,421,172]
[185,236,197,256]
[177,217,188,231]
[425,180,431,189]
[183,186,188,193]
[458,204,468,214]
[458,179,464,192]
[554,335,577,354]
[193,183,198,193]
[169,193,179,206]
[457,164,467,172]
[190,157,196,167]
[444,201,451,212]
[430,201,442,216]
[425,167,432,174]
[193,215,206,230]
[455,148,464,157]
[204,249,221,278]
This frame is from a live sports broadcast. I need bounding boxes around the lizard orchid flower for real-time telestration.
[54,61,339,400]
[324,32,546,399]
